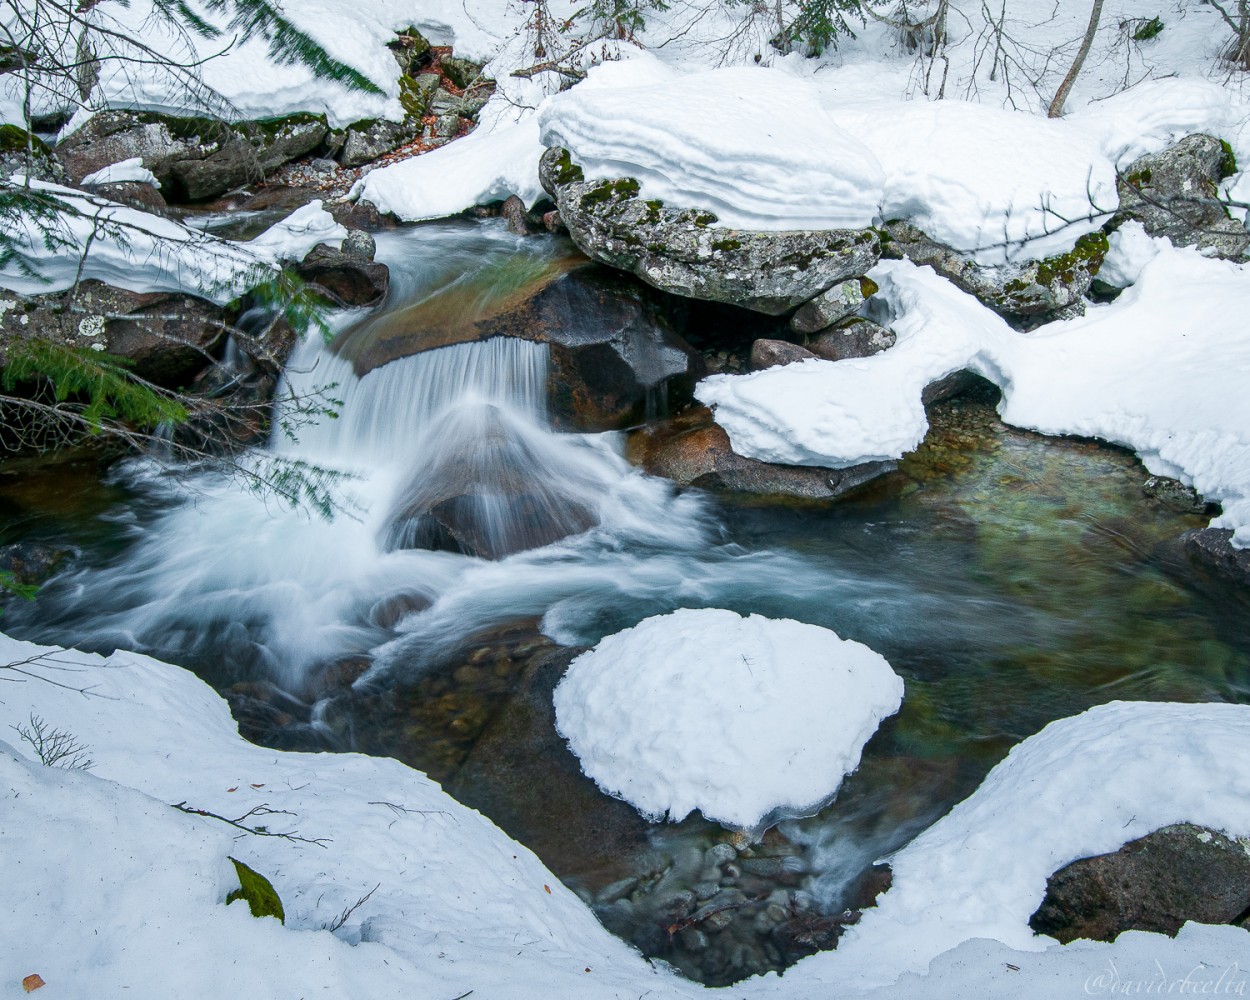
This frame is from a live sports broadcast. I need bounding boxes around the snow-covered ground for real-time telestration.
[0,181,345,301]
[553,609,903,829]
[4,634,1250,999]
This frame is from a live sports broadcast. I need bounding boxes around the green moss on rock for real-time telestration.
[711,238,742,252]
[552,148,584,186]
[1035,230,1110,287]
[1219,138,1238,181]
[226,858,285,923]
[582,177,640,207]
[859,276,880,298]
[0,124,48,155]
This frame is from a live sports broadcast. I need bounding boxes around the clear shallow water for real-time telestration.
[4,219,1250,984]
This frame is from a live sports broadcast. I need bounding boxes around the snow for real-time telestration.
[353,110,545,221]
[0,180,345,302]
[0,633,697,1000]
[698,240,1250,546]
[830,101,1118,264]
[777,701,1250,993]
[553,609,904,829]
[5,633,1250,1000]
[538,58,886,232]
[80,157,160,188]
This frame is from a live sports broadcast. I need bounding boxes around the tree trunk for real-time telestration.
[1047,0,1103,118]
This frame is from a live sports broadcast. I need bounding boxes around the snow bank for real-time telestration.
[0,634,696,1000]
[831,102,1117,265]
[552,609,904,829]
[698,242,1250,545]
[781,701,1250,993]
[538,60,886,231]
[1069,78,1242,170]
[0,180,345,301]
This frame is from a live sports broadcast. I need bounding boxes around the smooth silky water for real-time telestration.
[5,220,1250,985]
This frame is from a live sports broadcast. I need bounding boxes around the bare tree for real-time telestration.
[1048,0,1103,117]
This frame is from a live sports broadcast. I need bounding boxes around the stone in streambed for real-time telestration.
[627,405,894,501]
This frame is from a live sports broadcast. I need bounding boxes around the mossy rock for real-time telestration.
[389,26,433,75]
[440,55,485,90]
[0,124,49,155]
[226,857,285,923]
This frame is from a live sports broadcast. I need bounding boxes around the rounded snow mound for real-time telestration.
[538,62,885,232]
[553,608,904,829]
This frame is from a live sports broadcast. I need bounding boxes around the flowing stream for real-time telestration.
[5,219,1250,985]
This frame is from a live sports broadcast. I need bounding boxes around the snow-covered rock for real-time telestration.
[80,156,161,188]
[0,180,345,301]
[552,608,904,829]
[831,101,1118,266]
[540,146,882,314]
[538,60,885,232]
[698,241,1250,547]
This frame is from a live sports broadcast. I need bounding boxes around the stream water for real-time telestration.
[4,219,1250,985]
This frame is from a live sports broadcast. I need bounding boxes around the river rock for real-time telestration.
[336,257,705,432]
[0,541,70,587]
[1182,527,1250,588]
[540,147,881,315]
[881,220,1108,318]
[0,280,225,388]
[1029,824,1250,943]
[1142,475,1208,515]
[55,110,328,202]
[808,318,896,362]
[790,277,876,334]
[296,242,389,307]
[382,404,599,559]
[626,405,895,500]
[750,339,816,370]
[1115,134,1250,259]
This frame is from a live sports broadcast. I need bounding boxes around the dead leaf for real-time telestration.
[22,974,45,992]
[543,884,551,894]
[250,783,264,789]
[227,787,237,792]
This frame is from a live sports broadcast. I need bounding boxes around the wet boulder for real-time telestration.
[881,221,1108,320]
[1115,134,1250,259]
[627,405,895,501]
[55,110,328,202]
[0,541,70,588]
[336,256,705,432]
[1029,824,1250,943]
[1182,527,1250,589]
[296,239,389,308]
[540,147,881,315]
[382,403,600,560]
